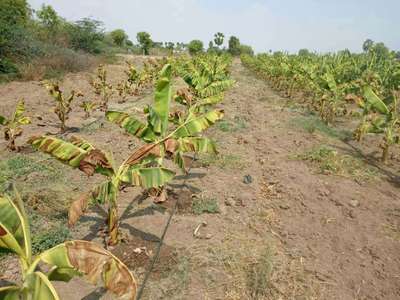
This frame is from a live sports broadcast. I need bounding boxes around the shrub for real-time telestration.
[188,40,204,55]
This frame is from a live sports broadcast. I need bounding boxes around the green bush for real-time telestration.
[188,40,204,55]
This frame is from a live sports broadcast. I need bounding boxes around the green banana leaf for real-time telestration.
[0,193,30,259]
[174,109,224,138]
[363,86,389,115]
[120,167,175,188]
[151,64,172,136]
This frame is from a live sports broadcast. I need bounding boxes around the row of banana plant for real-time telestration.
[1,54,234,299]
[242,46,400,163]
[0,58,177,150]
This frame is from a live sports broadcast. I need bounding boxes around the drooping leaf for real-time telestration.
[68,181,115,226]
[120,167,175,188]
[125,143,161,166]
[39,241,137,300]
[174,109,224,138]
[363,86,389,115]
[29,136,113,176]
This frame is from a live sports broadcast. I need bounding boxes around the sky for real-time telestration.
[27,0,400,53]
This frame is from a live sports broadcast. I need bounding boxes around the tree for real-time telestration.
[0,0,30,56]
[228,36,241,56]
[36,4,59,30]
[165,42,175,54]
[110,29,128,46]
[188,39,204,55]
[363,39,374,52]
[0,0,29,26]
[239,44,254,56]
[214,32,224,48]
[67,18,105,53]
[298,49,311,56]
[137,31,152,55]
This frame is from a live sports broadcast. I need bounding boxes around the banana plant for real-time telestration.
[90,65,113,111]
[79,100,97,119]
[0,187,137,299]
[176,54,234,111]
[0,100,31,151]
[354,86,399,163]
[106,64,224,175]
[43,82,83,133]
[29,135,175,245]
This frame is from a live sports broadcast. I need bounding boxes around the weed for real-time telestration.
[291,115,352,140]
[31,225,71,254]
[297,146,377,179]
[246,247,274,298]
[198,153,246,170]
[217,116,247,132]
[0,155,58,187]
[192,197,220,215]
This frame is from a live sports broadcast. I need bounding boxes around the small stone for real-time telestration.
[279,203,290,210]
[243,175,253,184]
[225,198,235,206]
[349,199,360,208]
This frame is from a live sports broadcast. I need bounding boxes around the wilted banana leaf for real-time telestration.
[68,180,115,226]
[120,167,175,188]
[363,87,389,115]
[39,240,137,300]
[174,109,224,138]
[29,136,114,176]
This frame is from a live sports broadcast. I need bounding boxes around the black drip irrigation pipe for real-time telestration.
[135,155,196,300]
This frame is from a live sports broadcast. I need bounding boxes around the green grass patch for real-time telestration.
[297,146,377,179]
[0,154,61,189]
[198,153,246,170]
[246,247,274,298]
[192,197,220,215]
[217,116,247,133]
[290,115,352,140]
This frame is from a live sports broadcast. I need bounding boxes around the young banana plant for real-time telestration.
[43,82,83,133]
[106,64,224,177]
[29,135,175,245]
[79,100,97,119]
[0,187,137,299]
[354,86,399,163]
[0,100,31,151]
[90,65,113,111]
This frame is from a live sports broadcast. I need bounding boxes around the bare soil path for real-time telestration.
[1,58,399,300]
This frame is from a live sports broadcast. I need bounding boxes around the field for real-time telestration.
[1,53,400,300]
